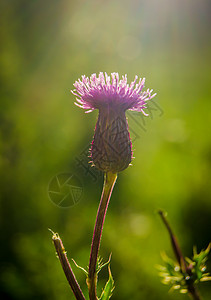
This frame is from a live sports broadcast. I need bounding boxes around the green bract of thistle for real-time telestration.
[158,244,211,294]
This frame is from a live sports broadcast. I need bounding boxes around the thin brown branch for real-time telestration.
[158,211,202,300]
[158,210,187,273]
[51,232,86,300]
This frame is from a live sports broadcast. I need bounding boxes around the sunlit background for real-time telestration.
[1,0,211,299]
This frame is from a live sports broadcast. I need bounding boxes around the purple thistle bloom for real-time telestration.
[71,72,156,173]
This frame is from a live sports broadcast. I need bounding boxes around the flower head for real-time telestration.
[71,72,156,173]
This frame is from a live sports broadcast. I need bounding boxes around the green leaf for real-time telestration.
[97,254,112,274]
[72,258,88,276]
[192,243,211,281]
[99,265,114,300]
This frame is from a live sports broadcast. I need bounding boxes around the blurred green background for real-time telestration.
[0,0,211,299]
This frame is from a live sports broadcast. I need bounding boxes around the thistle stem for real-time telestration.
[88,171,117,300]
[188,286,202,300]
[52,232,86,300]
[158,210,187,272]
[158,210,202,300]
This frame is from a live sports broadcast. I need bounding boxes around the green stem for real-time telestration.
[88,172,117,300]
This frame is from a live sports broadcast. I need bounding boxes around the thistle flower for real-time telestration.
[71,72,156,173]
